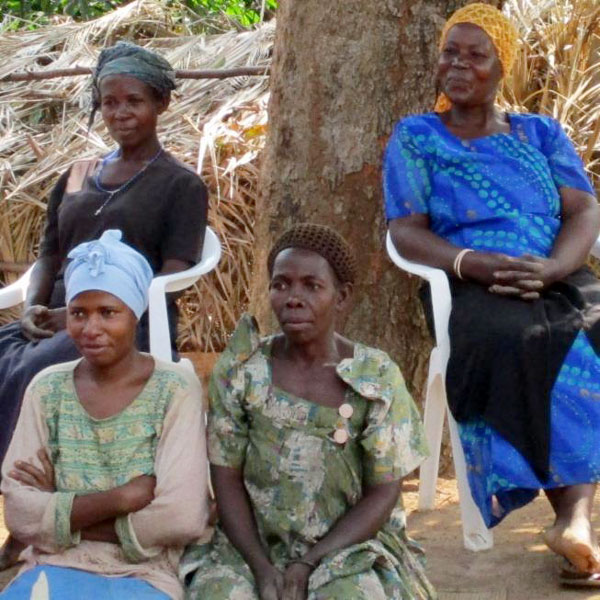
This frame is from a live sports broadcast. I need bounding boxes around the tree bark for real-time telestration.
[250,0,496,407]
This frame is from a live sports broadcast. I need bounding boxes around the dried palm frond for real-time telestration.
[0,0,274,352]
[502,0,600,188]
[3,0,600,351]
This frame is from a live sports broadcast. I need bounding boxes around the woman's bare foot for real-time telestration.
[0,535,25,571]
[544,517,600,573]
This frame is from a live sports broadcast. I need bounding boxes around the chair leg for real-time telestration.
[447,410,494,551]
[418,373,446,511]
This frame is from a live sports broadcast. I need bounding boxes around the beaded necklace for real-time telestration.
[93,146,163,216]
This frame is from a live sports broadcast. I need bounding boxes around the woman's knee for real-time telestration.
[186,568,258,600]
[309,570,386,600]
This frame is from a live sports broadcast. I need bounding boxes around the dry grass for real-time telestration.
[1,0,599,352]
[502,0,600,187]
[0,0,273,351]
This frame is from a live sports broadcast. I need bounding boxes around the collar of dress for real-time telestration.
[225,313,395,412]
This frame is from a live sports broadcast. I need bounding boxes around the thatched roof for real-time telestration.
[501,0,600,186]
[2,0,599,352]
[0,0,273,351]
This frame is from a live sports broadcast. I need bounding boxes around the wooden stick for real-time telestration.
[177,66,269,79]
[0,261,31,273]
[1,65,269,83]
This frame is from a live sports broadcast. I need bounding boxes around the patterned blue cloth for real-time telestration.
[384,113,594,258]
[0,566,169,599]
[384,112,599,526]
[459,331,600,526]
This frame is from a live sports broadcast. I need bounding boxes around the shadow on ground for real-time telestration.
[404,477,600,600]
[1,478,600,598]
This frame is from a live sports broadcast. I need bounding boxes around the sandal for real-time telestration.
[559,559,600,588]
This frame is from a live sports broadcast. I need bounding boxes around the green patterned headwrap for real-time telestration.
[90,41,176,125]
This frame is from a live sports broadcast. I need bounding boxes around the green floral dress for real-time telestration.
[180,315,436,600]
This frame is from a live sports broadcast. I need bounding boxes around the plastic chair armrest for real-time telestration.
[0,266,34,310]
[385,231,452,350]
[148,227,222,362]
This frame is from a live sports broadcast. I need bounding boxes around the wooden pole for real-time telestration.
[1,65,269,83]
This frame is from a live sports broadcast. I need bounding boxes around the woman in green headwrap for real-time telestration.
[0,41,208,563]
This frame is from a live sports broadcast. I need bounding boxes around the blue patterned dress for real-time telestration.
[383,112,600,527]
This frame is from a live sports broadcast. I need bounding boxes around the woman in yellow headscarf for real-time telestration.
[384,2,600,586]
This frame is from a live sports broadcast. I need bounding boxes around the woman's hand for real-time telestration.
[21,305,55,342]
[69,475,156,533]
[489,254,561,300]
[461,251,552,300]
[10,449,55,492]
[21,306,66,342]
[282,562,312,600]
[254,564,284,600]
[116,475,157,513]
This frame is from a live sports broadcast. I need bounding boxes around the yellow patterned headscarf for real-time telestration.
[434,3,519,112]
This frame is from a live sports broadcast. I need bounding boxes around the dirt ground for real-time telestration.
[403,477,600,600]
[0,478,599,598]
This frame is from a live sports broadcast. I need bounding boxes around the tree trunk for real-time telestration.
[250,0,496,412]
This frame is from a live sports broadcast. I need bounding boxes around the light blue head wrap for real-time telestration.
[65,230,153,319]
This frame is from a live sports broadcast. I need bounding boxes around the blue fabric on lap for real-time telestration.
[0,566,169,599]
[459,331,600,527]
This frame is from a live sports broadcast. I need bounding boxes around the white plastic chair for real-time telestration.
[0,226,222,371]
[148,227,221,368]
[0,265,34,311]
[386,231,493,551]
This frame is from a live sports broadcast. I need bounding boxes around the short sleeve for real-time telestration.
[542,119,595,195]
[160,172,208,266]
[207,355,249,469]
[360,362,428,486]
[383,121,432,220]
[38,169,70,259]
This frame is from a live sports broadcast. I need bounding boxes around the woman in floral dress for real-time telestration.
[182,223,436,600]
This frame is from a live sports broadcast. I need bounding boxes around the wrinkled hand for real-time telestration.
[255,564,284,600]
[282,562,312,600]
[10,448,55,492]
[461,252,556,300]
[21,306,66,342]
[117,475,157,514]
[489,254,561,300]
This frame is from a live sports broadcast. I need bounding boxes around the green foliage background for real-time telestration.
[0,0,277,27]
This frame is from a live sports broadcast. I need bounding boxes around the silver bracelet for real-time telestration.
[453,248,474,281]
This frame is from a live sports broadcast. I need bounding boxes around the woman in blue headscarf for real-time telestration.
[0,42,208,498]
[0,230,209,600]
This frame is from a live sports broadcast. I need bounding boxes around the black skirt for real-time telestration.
[422,266,600,478]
